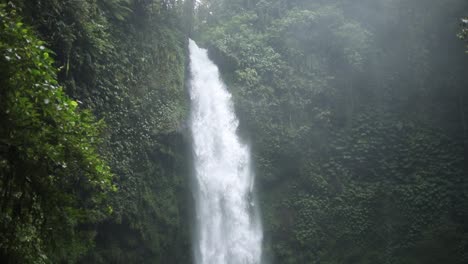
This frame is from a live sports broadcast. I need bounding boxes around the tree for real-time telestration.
[0,4,113,263]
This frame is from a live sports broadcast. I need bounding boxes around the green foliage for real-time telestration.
[0,4,113,263]
[0,0,194,262]
[11,0,192,263]
[3,0,465,263]
[195,0,468,263]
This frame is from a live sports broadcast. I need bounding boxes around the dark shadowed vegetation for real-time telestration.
[1,0,194,263]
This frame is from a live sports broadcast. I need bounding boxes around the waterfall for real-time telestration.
[188,39,263,264]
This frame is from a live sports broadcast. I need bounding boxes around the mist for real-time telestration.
[193,0,468,263]
[1,0,467,263]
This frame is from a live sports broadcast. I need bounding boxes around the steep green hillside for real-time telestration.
[0,5,113,263]
[2,0,468,263]
[194,0,468,263]
[1,0,194,263]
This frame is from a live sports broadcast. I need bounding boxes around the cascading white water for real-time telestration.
[188,39,263,264]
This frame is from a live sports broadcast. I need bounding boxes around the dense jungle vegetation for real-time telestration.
[1,0,467,263]
[194,0,468,263]
[1,0,194,263]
